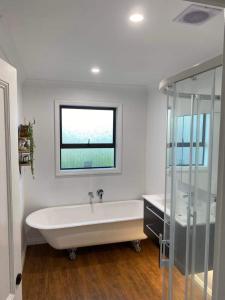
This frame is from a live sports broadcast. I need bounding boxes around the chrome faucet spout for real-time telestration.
[88,192,94,204]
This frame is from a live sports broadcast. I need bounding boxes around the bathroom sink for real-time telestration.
[143,194,216,227]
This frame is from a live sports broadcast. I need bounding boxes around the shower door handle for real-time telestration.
[159,234,170,269]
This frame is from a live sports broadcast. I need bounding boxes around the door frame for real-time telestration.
[169,2,225,299]
[187,1,225,299]
[191,2,225,300]
[1,78,15,299]
[0,58,22,300]
[212,13,225,300]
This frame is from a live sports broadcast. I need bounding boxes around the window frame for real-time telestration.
[55,100,122,176]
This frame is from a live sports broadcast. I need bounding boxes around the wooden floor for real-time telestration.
[22,239,202,300]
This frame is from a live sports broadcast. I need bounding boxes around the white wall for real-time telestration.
[23,80,148,244]
[145,88,167,194]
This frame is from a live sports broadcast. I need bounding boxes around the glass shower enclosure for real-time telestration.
[159,56,223,300]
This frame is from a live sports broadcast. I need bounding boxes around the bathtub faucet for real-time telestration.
[88,192,94,204]
[97,189,104,202]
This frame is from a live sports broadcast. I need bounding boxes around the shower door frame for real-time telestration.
[159,54,224,300]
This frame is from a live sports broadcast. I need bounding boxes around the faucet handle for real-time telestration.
[97,189,104,200]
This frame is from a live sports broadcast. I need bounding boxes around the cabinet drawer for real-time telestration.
[144,200,164,220]
[144,200,164,239]
[145,223,163,239]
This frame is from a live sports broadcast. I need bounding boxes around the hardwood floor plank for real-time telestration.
[22,239,203,300]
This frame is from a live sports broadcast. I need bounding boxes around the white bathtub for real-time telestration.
[26,200,147,251]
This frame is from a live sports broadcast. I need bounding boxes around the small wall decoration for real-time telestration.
[18,120,35,177]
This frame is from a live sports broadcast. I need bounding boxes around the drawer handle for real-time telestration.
[146,205,164,222]
[146,224,160,239]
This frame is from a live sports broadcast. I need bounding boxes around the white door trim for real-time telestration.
[0,58,22,300]
[1,79,15,298]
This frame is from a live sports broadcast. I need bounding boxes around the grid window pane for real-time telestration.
[182,115,191,143]
[169,113,209,166]
[175,147,204,166]
[61,148,115,169]
[61,108,114,144]
[192,114,204,143]
[176,115,204,144]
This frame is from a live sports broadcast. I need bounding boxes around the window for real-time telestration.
[55,101,122,175]
[168,113,210,166]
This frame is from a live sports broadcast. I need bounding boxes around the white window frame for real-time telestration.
[55,100,122,176]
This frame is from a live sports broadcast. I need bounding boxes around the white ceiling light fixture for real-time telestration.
[129,13,144,23]
[91,67,101,74]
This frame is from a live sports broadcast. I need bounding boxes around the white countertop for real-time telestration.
[142,194,216,227]
[142,194,165,212]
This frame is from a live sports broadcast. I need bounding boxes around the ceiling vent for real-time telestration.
[174,4,222,25]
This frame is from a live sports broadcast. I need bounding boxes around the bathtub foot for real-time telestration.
[68,248,77,260]
[132,240,141,253]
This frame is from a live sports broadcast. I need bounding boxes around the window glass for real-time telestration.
[61,108,114,144]
[168,113,209,166]
[60,106,116,170]
[61,148,115,169]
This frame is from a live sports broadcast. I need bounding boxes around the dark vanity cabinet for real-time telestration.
[143,198,215,275]
[144,199,164,242]
[143,199,169,261]
[174,220,215,274]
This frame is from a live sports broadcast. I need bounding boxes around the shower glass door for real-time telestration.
[162,66,222,300]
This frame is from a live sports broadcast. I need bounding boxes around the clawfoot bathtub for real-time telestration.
[26,200,147,259]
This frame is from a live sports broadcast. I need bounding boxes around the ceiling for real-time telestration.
[0,0,224,87]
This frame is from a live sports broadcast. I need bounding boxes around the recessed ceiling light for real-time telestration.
[129,13,144,23]
[91,67,101,74]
